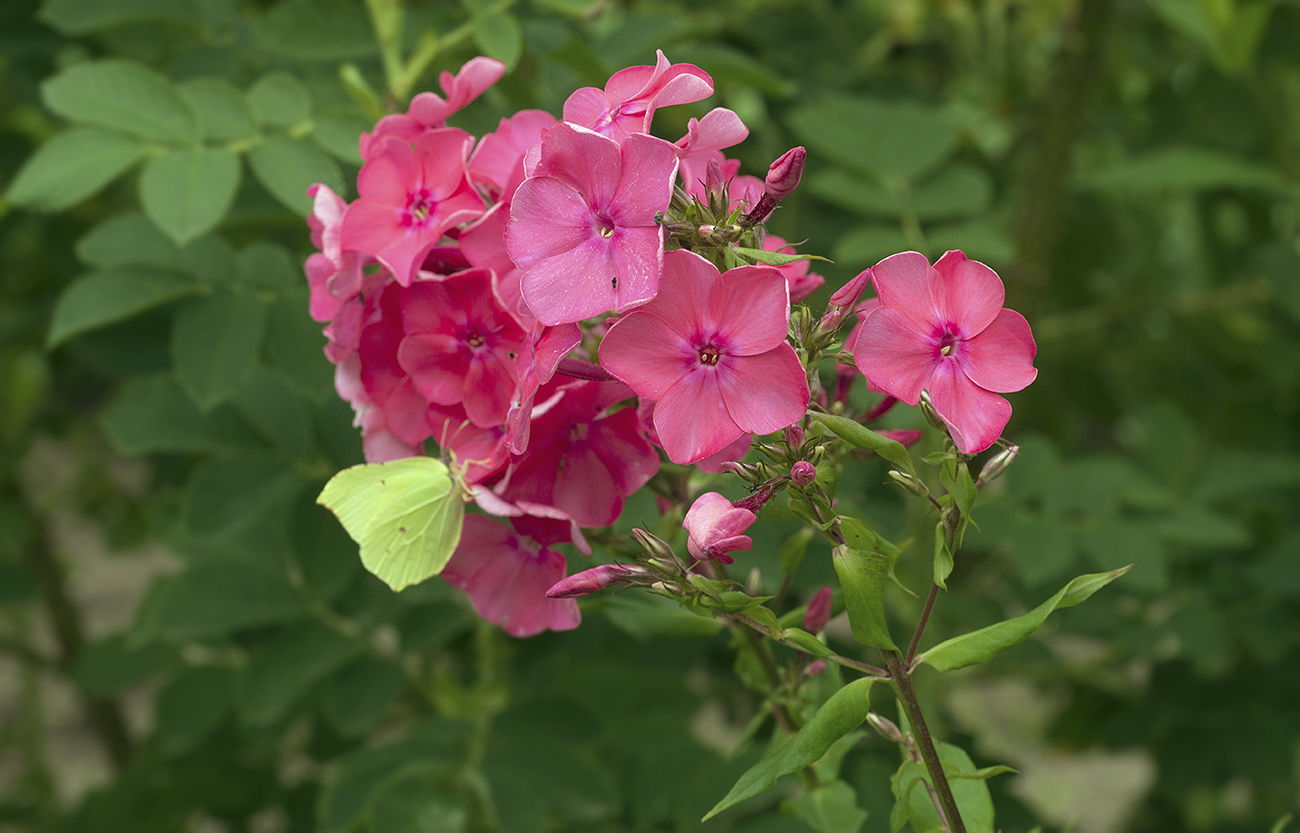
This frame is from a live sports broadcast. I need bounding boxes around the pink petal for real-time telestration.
[505,177,597,269]
[871,251,943,334]
[397,333,467,405]
[712,265,790,356]
[934,250,1005,337]
[959,308,1037,393]
[851,307,938,405]
[639,249,719,338]
[610,225,665,312]
[518,235,618,325]
[413,129,475,200]
[356,137,416,204]
[463,350,517,428]
[926,361,1013,455]
[716,345,810,435]
[531,123,622,209]
[654,370,742,464]
[552,444,620,527]
[598,310,695,399]
[608,133,679,226]
[585,406,659,498]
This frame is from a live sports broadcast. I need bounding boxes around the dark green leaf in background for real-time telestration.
[472,10,523,70]
[5,128,148,210]
[48,267,197,347]
[146,557,304,640]
[247,72,312,127]
[791,97,956,181]
[140,147,241,244]
[242,620,360,726]
[76,212,182,270]
[41,59,199,142]
[178,78,258,141]
[171,289,267,410]
[249,135,345,214]
[153,665,236,753]
[39,0,206,34]
[100,375,260,455]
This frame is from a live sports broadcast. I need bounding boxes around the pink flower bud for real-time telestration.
[817,307,843,334]
[803,586,833,634]
[805,660,828,677]
[867,713,904,743]
[784,424,806,448]
[546,564,644,598]
[790,460,817,487]
[829,268,872,310]
[978,444,1020,485]
[764,146,806,201]
[683,492,757,564]
[705,158,726,200]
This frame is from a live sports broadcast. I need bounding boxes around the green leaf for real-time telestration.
[242,620,360,726]
[153,665,235,753]
[140,147,241,244]
[783,627,833,657]
[39,0,205,34]
[703,677,875,820]
[172,289,267,410]
[370,774,467,833]
[733,246,832,267]
[249,134,344,215]
[178,78,257,141]
[790,96,955,181]
[6,128,148,210]
[76,212,182,270]
[1077,147,1291,194]
[320,656,406,737]
[784,780,868,833]
[472,10,523,70]
[247,72,312,127]
[808,163,991,221]
[833,224,911,268]
[915,566,1131,671]
[891,742,998,833]
[184,455,301,540]
[147,557,305,639]
[238,241,297,288]
[813,412,915,473]
[255,0,378,61]
[265,289,336,401]
[317,458,466,592]
[602,593,724,639]
[779,526,816,574]
[933,523,954,590]
[233,367,314,459]
[833,546,897,650]
[100,375,260,455]
[48,267,196,347]
[312,114,370,164]
[42,59,198,142]
[70,633,180,697]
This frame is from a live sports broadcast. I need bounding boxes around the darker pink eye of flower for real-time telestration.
[936,327,960,357]
[698,344,721,366]
[403,188,435,227]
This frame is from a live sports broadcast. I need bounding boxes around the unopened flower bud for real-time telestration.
[829,267,872,311]
[546,564,645,598]
[705,158,725,200]
[803,586,833,635]
[764,146,806,201]
[784,424,806,448]
[978,444,1020,485]
[790,460,817,487]
[721,460,762,483]
[805,660,828,677]
[867,713,904,744]
[698,224,716,239]
[817,307,843,334]
[888,470,929,498]
[918,391,947,432]
[745,567,762,596]
[633,528,677,562]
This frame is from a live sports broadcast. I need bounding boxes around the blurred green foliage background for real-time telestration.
[1,0,1298,831]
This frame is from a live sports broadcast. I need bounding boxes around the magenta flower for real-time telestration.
[683,492,756,564]
[340,128,484,287]
[360,56,506,159]
[851,250,1037,454]
[598,249,811,465]
[441,515,580,638]
[563,49,713,142]
[505,123,678,325]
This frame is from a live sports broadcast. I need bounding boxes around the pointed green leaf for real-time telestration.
[249,134,344,215]
[933,522,953,590]
[172,290,267,410]
[100,375,260,455]
[813,412,914,473]
[891,741,997,833]
[733,246,832,267]
[784,780,868,833]
[6,128,148,210]
[318,458,465,592]
[140,147,241,245]
[48,267,197,347]
[179,78,257,141]
[471,10,522,70]
[42,59,198,142]
[703,677,875,820]
[833,546,896,650]
[916,566,1131,672]
[76,212,182,270]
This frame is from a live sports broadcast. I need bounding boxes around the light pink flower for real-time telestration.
[442,515,580,638]
[360,57,506,158]
[851,250,1037,454]
[305,184,365,322]
[341,128,484,287]
[563,50,713,142]
[506,123,678,325]
[467,109,558,203]
[598,249,811,465]
[683,492,756,564]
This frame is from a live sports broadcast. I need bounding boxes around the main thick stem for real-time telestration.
[883,650,966,833]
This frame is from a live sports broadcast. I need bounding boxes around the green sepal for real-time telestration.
[915,566,1132,671]
[833,546,897,650]
[933,521,954,590]
[733,246,832,267]
[813,412,915,473]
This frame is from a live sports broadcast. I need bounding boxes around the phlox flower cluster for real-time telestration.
[304,53,820,637]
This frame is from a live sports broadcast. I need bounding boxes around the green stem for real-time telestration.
[883,650,966,833]
[364,0,406,105]
[905,583,940,668]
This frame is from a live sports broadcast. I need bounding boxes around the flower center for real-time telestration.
[596,215,616,239]
[466,332,486,349]
[404,189,434,228]
[698,345,721,366]
[937,328,960,358]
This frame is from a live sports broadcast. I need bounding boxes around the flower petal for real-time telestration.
[518,236,617,325]
[850,307,938,405]
[506,177,598,269]
[599,310,695,399]
[871,251,943,333]
[926,361,1012,455]
[712,265,789,356]
[934,250,1004,337]
[532,123,622,208]
[654,370,742,464]
[960,309,1038,393]
[716,345,809,435]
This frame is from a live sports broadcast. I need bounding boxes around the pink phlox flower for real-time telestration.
[497,381,658,529]
[563,50,713,142]
[441,515,580,638]
[506,123,678,325]
[471,488,591,555]
[674,107,749,164]
[460,203,527,322]
[504,320,583,455]
[359,56,506,158]
[763,235,825,304]
[396,267,526,429]
[634,399,752,474]
[598,249,811,465]
[334,353,423,463]
[851,250,1037,454]
[341,128,485,287]
[683,492,756,564]
[468,109,558,203]
[355,282,435,448]
[427,403,509,487]
[305,183,366,322]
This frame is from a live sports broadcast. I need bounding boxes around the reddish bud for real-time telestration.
[764,146,806,201]
[829,267,872,310]
[546,564,645,598]
[790,460,817,487]
[784,424,806,448]
[805,660,828,677]
[803,586,833,635]
[705,158,726,200]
